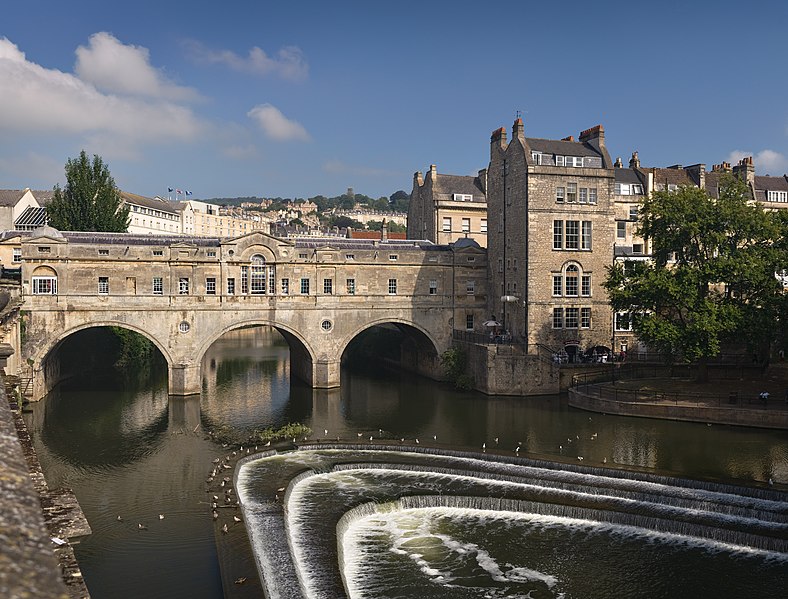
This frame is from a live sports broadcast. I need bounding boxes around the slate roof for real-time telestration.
[31,190,55,205]
[649,168,692,188]
[347,230,407,240]
[120,191,180,214]
[526,137,602,158]
[434,174,486,202]
[62,231,220,246]
[614,168,644,185]
[754,175,788,192]
[0,189,27,207]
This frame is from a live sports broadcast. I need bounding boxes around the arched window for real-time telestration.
[31,265,58,295]
[565,264,579,297]
[250,254,267,294]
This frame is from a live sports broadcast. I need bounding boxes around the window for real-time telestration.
[480,219,487,233]
[323,278,333,294]
[206,277,216,295]
[565,307,579,329]
[552,307,563,329]
[442,217,452,232]
[566,183,577,203]
[466,280,475,295]
[98,276,109,295]
[321,319,333,331]
[299,253,308,259]
[453,193,473,202]
[498,258,503,273]
[581,221,592,250]
[179,278,189,295]
[38,246,50,253]
[153,277,163,295]
[389,254,398,261]
[556,187,565,203]
[572,157,584,167]
[581,274,591,296]
[632,184,644,194]
[589,188,597,204]
[228,278,236,295]
[553,220,563,250]
[629,206,639,220]
[98,249,109,256]
[617,221,627,239]
[565,265,579,296]
[153,249,164,256]
[429,279,437,295]
[300,278,310,294]
[552,275,562,296]
[633,243,644,254]
[281,278,289,295]
[466,314,474,330]
[565,221,579,249]
[207,251,216,257]
[12,248,21,263]
[32,276,57,295]
[178,321,190,333]
[346,278,356,295]
[579,188,588,204]
[581,307,591,329]
[388,279,397,295]
[615,312,633,331]
[555,155,565,167]
[250,255,267,294]
[531,151,543,165]
[767,190,788,203]
[345,254,355,260]
[241,266,249,294]
[616,183,631,195]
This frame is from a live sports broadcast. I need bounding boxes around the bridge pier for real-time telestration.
[168,363,201,397]
[313,359,341,389]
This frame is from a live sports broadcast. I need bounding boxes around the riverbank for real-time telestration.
[569,364,788,429]
[0,369,91,599]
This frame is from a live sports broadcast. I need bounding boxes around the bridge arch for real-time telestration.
[196,319,319,388]
[339,317,444,381]
[31,321,175,401]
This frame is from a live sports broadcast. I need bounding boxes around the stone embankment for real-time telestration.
[0,345,91,599]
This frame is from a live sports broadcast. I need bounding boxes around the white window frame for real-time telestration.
[552,307,563,329]
[323,278,333,295]
[466,280,475,295]
[429,279,437,295]
[300,278,310,295]
[567,183,577,203]
[442,217,452,232]
[565,307,579,329]
[388,278,397,295]
[12,248,21,263]
[617,221,627,239]
[556,187,565,203]
[179,277,189,295]
[589,188,597,204]
[453,193,473,202]
[465,314,474,330]
[98,276,109,295]
[152,277,163,295]
[346,278,356,295]
[480,219,487,233]
[227,278,236,295]
[581,307,591,329]
[461,218,470,233]
[581,221,592,250]
[32,276,57,295]
[767,190,788,203]
[206,277,216,295]
[280,278,289,295]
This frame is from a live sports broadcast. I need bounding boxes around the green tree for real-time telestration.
[47,150,129,232]
[389,190,410,212]
[604,175,785,377]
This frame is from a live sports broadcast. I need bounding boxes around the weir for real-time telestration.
[235,445,788,599]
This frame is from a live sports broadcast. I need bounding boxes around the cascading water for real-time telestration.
[236,445,788,599]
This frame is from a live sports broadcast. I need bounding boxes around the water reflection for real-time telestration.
[22,326,788,599]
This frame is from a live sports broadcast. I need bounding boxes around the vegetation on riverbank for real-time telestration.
[208,422,313,446]
[441,347,474,390]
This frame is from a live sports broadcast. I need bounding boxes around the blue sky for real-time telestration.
[2,0,787,200]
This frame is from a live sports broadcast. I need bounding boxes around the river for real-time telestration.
[23,326,788,598]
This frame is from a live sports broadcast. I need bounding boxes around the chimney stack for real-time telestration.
[732,156,755,185]
[614,157,623,168]
[477,168,488,194]
[578,124,612,167]
[512,117,524,140]
[629,151,640,169]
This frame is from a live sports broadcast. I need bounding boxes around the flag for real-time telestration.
[176,189,183,194]
[168,187,173,193]
[185,190,193,195]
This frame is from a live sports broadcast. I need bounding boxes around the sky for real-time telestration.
[2,0,787,201]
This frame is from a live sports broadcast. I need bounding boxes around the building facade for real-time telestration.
[407,165,488,246]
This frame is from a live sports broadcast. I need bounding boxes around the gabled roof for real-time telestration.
[614,168,644,185]
[120,191,180,214]
[0,189,27,207]
[754,175,788,192]
[527,137,602,158]
[31,190,55,205]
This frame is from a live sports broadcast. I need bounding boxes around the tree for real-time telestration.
[389,190,410,212]
[604,175,785,377]
[47,150,129,232]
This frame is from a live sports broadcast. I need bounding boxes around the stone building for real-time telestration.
[407,165,488,246]
[486,119,616,361]
[124,191,182,235]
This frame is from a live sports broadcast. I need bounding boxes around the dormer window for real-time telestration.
[453,193,473,202]
[531,151,543,165]
[767,190,788,203]
[555,156,584,167]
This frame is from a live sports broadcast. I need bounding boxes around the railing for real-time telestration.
[571,370,786,409]
[452,330,522,346]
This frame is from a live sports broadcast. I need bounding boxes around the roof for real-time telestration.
[648,167,692,187]
[120,191,180,214]
[754,175,788,192]
[14,206,48,228]
[433,174,486,202]
[31,190,55,205]
[61,231,220,246]
[526,137,602,158]
[347,230,407,240]
[0,189,27,207]
[294,238,431,250]
[614,168,644,185]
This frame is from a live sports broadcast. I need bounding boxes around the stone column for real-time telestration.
[168,363,201,397]
[312,359,341,389]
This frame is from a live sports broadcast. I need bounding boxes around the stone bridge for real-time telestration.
[17,229,487,400]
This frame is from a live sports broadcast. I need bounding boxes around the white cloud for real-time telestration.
[728,149,788,175]
[0,151,63,187]
[247,104,309,141]
[322,159,395,178]
[186,41,308,81]
[0,36,204,144]
[76,32,200,101]
[220,144,260,160]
